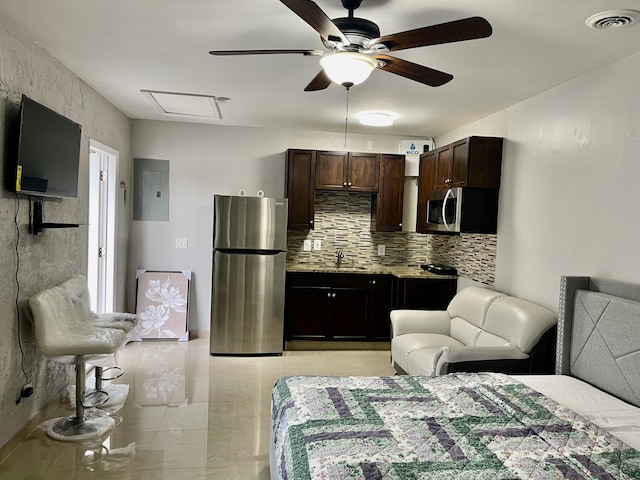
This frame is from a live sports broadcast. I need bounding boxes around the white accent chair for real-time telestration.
[29,275,137,441]
[390,286,557,376]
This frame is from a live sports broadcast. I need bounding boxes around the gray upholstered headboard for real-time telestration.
[557,276,640,407]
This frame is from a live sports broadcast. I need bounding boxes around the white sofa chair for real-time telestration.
[390,286,557,376]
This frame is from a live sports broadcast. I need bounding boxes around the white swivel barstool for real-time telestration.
[29,278,135,441]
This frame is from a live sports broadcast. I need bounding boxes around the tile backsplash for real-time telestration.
[286,192,497,285]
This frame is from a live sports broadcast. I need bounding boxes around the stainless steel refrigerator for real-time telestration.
[210,195,288,355]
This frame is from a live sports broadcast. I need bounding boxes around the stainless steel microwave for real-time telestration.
[425,187,499,234]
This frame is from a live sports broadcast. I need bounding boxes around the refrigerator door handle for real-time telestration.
[216,248,284,255]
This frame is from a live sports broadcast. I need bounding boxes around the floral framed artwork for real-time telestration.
[134,270,191,341]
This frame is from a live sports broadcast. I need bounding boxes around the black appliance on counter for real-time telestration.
[421,264,458,276]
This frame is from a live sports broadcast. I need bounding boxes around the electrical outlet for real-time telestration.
[16,382,33,404]
[378,244,386,256]
[303,239,312,251]
[313,239,322,251]
[175,237,188,249]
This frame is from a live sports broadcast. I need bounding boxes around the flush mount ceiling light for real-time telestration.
[319,52,378,88]
[355,111,396,127]
[141,90,223,119]
[586,10,640,30]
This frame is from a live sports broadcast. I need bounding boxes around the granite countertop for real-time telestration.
[286,264,457,280]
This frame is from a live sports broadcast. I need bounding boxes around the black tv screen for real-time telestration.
[13,95,82,198]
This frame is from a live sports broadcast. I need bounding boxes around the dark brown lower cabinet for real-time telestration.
[285,273,373,341]
[330,286,370,339]
[370,275,393,340]
[395,278,457,310]
[285,284,329,340]
[285,273,456,342]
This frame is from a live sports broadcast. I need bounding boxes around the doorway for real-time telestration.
[87,140,118,313]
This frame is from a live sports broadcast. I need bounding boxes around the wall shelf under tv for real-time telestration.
[30,200,79,236]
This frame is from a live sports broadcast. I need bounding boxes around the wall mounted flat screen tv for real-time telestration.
[11,95,82,198]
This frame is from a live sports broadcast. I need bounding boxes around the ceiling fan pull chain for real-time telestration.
[344,86,350,147]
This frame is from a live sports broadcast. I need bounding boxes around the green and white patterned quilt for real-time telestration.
[271,373,640,479]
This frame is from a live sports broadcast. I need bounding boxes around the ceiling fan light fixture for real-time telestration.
[355,111,396,127]
[319,52,378,88]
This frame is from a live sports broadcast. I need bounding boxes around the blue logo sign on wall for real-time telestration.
[405,142,420,155]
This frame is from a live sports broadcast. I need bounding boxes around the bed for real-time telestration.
[270,276,640,479]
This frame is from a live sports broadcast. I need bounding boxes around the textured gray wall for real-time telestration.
[0,17,131,449]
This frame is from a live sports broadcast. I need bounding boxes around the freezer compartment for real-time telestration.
[210,250,285,355]
[213,195,288,251]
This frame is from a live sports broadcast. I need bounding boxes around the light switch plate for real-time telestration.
[303,239,312,251]
[313,239,322,251]
[378,244,385,256]
[175,237,188,249]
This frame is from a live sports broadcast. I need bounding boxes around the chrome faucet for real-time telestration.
[335,249,344,268]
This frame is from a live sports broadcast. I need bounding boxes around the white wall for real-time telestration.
[438,51,640,311]
[130,121,421,332]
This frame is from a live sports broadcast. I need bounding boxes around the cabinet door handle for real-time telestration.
[332,293,336,298]
[348,182,352,187]
[371,280,376,285]
[343,182,347,187]
[399,223,402,228]
[327,292,331,297]
[310,220,314,225]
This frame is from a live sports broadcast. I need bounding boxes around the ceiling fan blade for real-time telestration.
[304,70,332,91]
[209,49,324,56]
[280,0,350,45]
[370,16,492,51]
[374,54,453,87]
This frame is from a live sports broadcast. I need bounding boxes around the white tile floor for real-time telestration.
[0,337,394,479]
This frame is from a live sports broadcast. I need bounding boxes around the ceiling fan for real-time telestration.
[210,0,493,91]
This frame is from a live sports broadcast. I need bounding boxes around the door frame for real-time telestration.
[88,139,119,313]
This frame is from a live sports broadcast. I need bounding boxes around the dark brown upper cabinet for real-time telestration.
[286,149,316,229]
[434,136,503,190]
[315,151,380,193]
[286,149,404,231]
[416,149,437,233]
[417,136,503,233]
[372,154,405,232]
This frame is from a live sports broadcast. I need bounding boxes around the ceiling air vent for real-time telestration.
[586,10,640,30]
